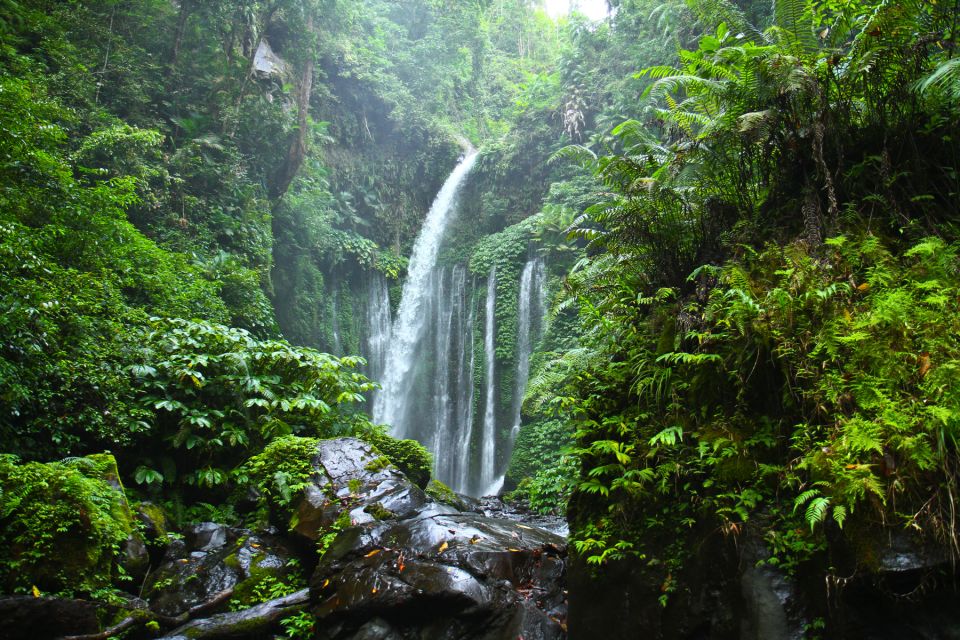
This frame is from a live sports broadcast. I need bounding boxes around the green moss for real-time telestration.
[360,429,432,488]
[0,453,135,593]
[135,501,169,540]
[363,502,395,520]
[317,511,353,560]
[363,456,392,473]
[425,479,461,508]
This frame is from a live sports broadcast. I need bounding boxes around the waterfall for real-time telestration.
[373,150,478,438]
[510,257,546,437]
[365,149,547,497]
[330,288,342,354]
[456,283,477,494]
[478,265,498,495]
[432,265,475,491]
[364,274,392,399]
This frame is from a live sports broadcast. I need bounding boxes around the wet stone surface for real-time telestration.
[146,523,298,618]
[294,438,569,640]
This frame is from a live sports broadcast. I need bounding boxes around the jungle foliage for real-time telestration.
[541,0,960,599]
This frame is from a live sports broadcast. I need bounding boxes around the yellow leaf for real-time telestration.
[32,586,40,598]
[438,542,449,553]
[857,282,870,292]
[364,549,381,558]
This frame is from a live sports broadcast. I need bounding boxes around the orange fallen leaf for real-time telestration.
[364,549,382,558]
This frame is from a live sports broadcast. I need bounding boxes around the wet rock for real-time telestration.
[878,530,950,573]
[476,495,569,537]
[160,588,309,640]
[739,538,807,640]
[121,533,151,583]
[310,508,566,640]
[292,438,430,541]
[0,596,100,640]
[146,524,298,618]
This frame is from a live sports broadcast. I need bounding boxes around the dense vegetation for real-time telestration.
[536,0,960,614]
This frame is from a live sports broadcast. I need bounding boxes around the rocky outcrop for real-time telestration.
[4,438,567,640]
[568,524,960,640]
[295,438,568,640]
[145,523,300,618]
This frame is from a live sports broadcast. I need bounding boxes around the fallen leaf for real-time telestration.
[364,549,382,558]
[321,579,330,589]
[32,586,40,598]
[438,541,449,553]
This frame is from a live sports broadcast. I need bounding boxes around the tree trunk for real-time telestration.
[272,12,315,199]
[169,0,192,71]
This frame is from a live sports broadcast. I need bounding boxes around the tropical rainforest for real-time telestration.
[1,0,959,638]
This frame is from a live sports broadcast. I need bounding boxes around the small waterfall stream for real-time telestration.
[364,274,392,403]
[478,266,498,495]
[511,257,546,437]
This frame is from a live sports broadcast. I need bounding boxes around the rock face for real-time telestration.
[146,522,300,618]
[0,438,567,640]
[297,438,568,640]
[292,437,431,542]
[568,524,960,640]
[0,596,100,640]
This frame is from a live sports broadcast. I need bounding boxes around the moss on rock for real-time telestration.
[360,430,432,489]
[0,453,136,593]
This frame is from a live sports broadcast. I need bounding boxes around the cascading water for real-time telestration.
[373,150,478,438]
[364,274,392,400]
[481,257,548,496]
[510,257,547,437]
[330,289,342,354]
[478,266,498,496]
[367,149,549,497]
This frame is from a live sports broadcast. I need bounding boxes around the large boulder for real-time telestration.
[145,523,300,618]
[291,437,431,542]
[0,453,142,593]
[291,438,568,640]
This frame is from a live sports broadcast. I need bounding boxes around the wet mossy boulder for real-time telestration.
[145,523,303,618]
[241,436,430,541]
[0,453,138,593]
[360,430,432,489]
[425,478,471,511]
[291,438,430,542]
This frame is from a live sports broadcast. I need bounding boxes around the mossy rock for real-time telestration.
[360,431,432,489]
[425,479,469,511]
[0,453,136,593]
